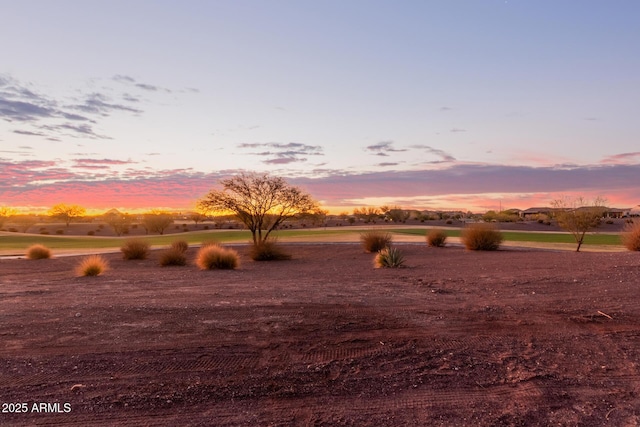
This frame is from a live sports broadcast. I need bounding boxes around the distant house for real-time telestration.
[629,205,640,217]
[520,207,553,219]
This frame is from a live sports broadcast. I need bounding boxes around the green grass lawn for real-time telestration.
[392,228,622,245]
[0,226,624,253]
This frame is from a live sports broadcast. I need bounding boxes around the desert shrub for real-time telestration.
[201,239,219,248]
[27,244,51,259]
[204,225,209,230]
[39,230,49,235]
[374,247,405,268]
[249,239,291,261]
[461,224,503,251]
[196,245,239,270]
[360,231,392,253]
[171,240,189,253]
[55,229,64,235]
[159,247,187,266]
[622,221,640,251]
[75,255,108,276]
[605,219,614,224]
[445,219,453,225]
[98,224,104,229]
[426,229,447,247]
[9,227,18,232]
[121,238,150,260]
[87,231,95,236]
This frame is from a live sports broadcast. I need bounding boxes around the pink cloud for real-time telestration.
[1,160,639,212]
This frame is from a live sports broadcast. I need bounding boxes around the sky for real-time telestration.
[1,0,639,214]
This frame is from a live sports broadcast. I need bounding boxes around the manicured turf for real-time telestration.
[392,228,622,245]
[0,226,624,253]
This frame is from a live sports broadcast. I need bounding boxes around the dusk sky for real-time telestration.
[1,1,639,213]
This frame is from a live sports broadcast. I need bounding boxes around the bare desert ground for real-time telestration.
[1,244,640,426]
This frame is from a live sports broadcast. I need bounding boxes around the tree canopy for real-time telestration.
[552,196,606,252]
[48,203,86,227]
[197,173,318,245]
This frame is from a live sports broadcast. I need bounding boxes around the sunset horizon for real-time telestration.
[2,2,639,217]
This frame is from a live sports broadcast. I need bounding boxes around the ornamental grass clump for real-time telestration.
[621,220,640,251]
[374,247,406,268]
[159,247,187,267]
[121,238,150,260]
[360,231,392,253]
[426,229,447,247]
[26,244,51,259]
[75,255,108,276]
[170,239,189,253]
[461,223,503,251]
[249,239,291,261]
[196,245,239,270]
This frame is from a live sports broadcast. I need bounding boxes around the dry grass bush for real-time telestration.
[171,240,189,253]
[622,220,640,251]
[201,240,219,248]
[196,245,239,270]
[75,255,108,276]
[426,229,447,247]
[249,239,291,261]
[26,244,51,259]
[121,238,150,260]
[360,231,392,253]
[461,223,504,251]
[374,247,405,268]
[159,247,187,266]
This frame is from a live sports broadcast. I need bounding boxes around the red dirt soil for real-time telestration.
[1,244,640,426]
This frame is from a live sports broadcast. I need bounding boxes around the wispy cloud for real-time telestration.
[601,152,640,165]
[365,141,407,156]
[409,145,456,163]
[450,128,467,133]
[0,74,147,140]
[237,142,323,164]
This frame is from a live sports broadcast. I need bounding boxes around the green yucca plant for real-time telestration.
[26,244,52,259]
[196,245,239,270]
[374,247,405,268]
[75,255,109,276]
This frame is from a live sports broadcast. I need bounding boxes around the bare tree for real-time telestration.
[0,206,17,229]
[552,196,607,252]
[190,212,207,225]
[104,212,133,236]
[48,203,86,227]
[197,172,318,245]
[142,210,174,235]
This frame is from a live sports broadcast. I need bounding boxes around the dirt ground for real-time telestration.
[1,243,640,426]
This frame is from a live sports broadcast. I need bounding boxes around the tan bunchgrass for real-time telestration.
[461,223,503,251]
[121,238,150,260]
[426,229,447,247]
[621,220,640,251]
[159,247,187,267]
[75,255,108,276]
[249,239,291,261]
[26,244,52,259]
[360,231,392,253]
[196,245,239,270]
[170,239,189,253]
